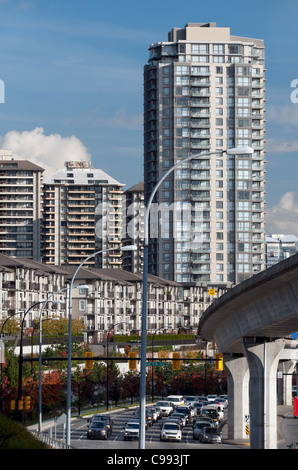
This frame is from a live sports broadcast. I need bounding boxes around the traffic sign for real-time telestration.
[146,361,167,367]
[129,351,137,370]
[209,289,216,295]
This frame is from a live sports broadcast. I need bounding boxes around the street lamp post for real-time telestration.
[66,245,136,447]
[138,146,253,449]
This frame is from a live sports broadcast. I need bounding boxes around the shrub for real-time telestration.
[0,414,50,449]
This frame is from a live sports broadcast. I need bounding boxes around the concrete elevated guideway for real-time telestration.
[198,253,298,449]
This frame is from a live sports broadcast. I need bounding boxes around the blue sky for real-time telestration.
[0,0,298,233]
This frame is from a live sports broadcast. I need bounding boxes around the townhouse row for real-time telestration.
[0,253,230,343]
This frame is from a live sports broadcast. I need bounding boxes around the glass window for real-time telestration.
[237,98,250,107]
[237,170,251,179]
[175,65,189,75]
[213,44,225,54]
[238,264,250,272]
[213,56,225,63]
[237,66,251,76]
[192,44,209,54]
[237,77,251,86]
[237,212,250,221]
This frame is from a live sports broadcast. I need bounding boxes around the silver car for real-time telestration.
[199,426,222,443]
[171,411,187,427]
[160,421,182,442]
[193,421,212,440]
[123,420,141,440]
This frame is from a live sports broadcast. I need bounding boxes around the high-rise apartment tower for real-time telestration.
[144,23,266,284]
[0,151,44,261]
[42,161,124,268]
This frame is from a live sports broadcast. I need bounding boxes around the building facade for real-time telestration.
[144,22,266,285]
[266,234,298,269]
[0,254,227,344]
[42,161,125,268]
[121,181,144,273]
[0,151,44,261]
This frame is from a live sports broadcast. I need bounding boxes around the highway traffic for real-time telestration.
[44,395,248,450]
[39,400,298,451]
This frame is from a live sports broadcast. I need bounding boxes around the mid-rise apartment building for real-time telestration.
[0,253,228,343]
[42,161,125,268]
[144,22,266,285]
[0,151,44,261]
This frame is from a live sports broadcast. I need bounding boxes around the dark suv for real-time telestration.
[87,420,111,439]
[87,414,114,434]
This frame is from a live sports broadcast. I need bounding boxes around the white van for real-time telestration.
[166,395,184,407]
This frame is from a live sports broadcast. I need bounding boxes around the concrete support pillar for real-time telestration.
[224,355,249,441]
[281,360,296,405]
[242,338,285,449]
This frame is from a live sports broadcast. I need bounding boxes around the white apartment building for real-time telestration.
[144,22,266,285]
[0,151,44,261]
[42,161,125,268]
[0,254,227,343]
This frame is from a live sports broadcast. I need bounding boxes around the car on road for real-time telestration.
[193,402,204,415]
[156,400,174,416]
[167,415,184,428]
[288,441,298,449]
[170,412,187,427]
[134,408,154,426]
[215,398,227,409]
[149,407,159,422]
[166,395,184,407]
[160,421,182,442]
[87,420,111,440]
[207,394,217,402]
[154,406,162,419]
[193,420,213,440]
[184,395,198,405]
[199,426,222,444]
[87,414,114,434]
[193,416,215,427]
[202,404,224,421]
[200,408,221,426]
[176,405,193,423]
[123,420,142,440]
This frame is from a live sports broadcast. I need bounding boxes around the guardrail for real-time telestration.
[30,429,74,449]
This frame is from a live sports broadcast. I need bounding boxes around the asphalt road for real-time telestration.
[56,406,248,450]
[277,405,298,449]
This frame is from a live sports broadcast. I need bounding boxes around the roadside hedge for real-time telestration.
[0,414,51,449]
[110,334,196,342]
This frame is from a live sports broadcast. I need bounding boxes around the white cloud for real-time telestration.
[0,127,91,176]
[268,104,298,127]
[266,139,298,153]
[266,192,298,236]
